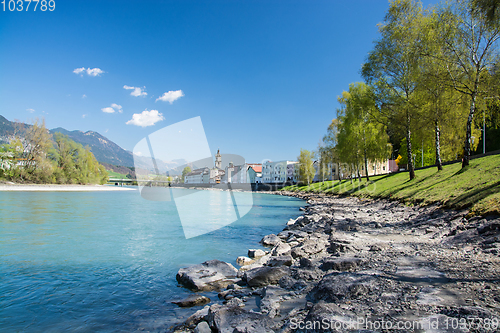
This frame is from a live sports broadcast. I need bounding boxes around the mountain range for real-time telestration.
[0,115,187,174]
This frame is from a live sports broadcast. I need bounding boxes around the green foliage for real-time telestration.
[282,154,500,216]
[336,82,391,180]
[297,149,315,185]
[50,132,108,184]
[4,119,108,185]
[0,144,15,179]
[472,0,500,27]
[181,166,192,183]
[362,0,430,179]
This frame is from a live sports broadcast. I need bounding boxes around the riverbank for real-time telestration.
[171,191,500,333]
[283,154,500,217]
[0,183,136,191]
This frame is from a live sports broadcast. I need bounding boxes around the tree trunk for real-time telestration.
[462,92,477,168]
[435,119,443,171]
[364,149,370,181]
[406,111,415,180]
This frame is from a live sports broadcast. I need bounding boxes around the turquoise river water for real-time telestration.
[0,188,303,332]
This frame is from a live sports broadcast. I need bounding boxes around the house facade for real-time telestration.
[262,160,297,184]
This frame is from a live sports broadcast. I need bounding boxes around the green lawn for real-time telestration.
[282,154,500,216]
[107,170,128,179]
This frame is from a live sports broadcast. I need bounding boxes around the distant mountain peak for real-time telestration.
[0,115,135,167]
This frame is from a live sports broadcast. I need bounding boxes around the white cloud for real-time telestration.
[156,90,184,104]
[101,103,123,114]
[82,114,87,118]
[27,108,35,113]
[102,107,115,113]
[111,103,123,113]
[73,67,105,76]
[124,85,147,97]
[86,68,104,76]
[82,94,87,99]
[126,109,164,127]
[73,67,86,75]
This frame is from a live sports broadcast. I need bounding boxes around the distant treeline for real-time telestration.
[0,119,108,184]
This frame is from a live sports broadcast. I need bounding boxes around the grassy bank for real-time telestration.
[282,154,500,216]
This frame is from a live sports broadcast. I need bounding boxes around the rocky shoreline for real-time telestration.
[171,191,500,333]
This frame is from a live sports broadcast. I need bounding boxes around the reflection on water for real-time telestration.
[0,189,303,332]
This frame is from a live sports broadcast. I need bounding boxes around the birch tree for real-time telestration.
[438,0,500,167]
[362,0,428,180]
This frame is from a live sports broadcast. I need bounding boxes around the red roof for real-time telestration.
[249,165,262,172]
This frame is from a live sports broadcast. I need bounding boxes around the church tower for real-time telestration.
[215,149,222,169]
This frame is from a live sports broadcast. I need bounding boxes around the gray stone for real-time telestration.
[172,295,211,307]
[369,243,389,251]
[299,257,313,268]
[328,237,354,254]
[260,234,281,247]
[206,304,274,333]
[271,242,291,256]
[266,255,293,267]
[184,305,210,327]
[248,249,266,259]
[260,286,284,318]
[320,257,364,272]
[244,266,289,287]
[291,238,329,258]
[236,256,254,266]
[303,301,356,333]
[279,275,307,290]
[194,321,211,333]
[176,259,238,291]
[308,272,376,303]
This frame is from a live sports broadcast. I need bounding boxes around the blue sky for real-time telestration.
[0,0,433,164]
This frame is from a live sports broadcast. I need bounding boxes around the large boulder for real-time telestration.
[320,257,365,272]
[194,321,211,333]
[267,255,293,267]
[206,304,274,333]
[172,295,211,307]
[308,272,376,303]
[291,238,329,258]
[244,266,289,287]
[248,249,266,259]
[236,256,255,266]
[301,301,356,333]
[260,234,281,247]
[176,259,238,291]
[271,242,291,256]
[260,286,285,318]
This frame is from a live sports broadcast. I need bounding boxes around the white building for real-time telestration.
[262,160,297,184]
[184,167,210,184]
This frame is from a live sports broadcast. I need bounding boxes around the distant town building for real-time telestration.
[248,165,262,184]
[184,149,225,184]
[262,160,297,184]
[184,167,210,184]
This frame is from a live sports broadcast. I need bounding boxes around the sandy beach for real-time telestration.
[0,183,137,192]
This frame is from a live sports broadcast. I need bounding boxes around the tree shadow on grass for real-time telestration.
[446,180,500,209]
